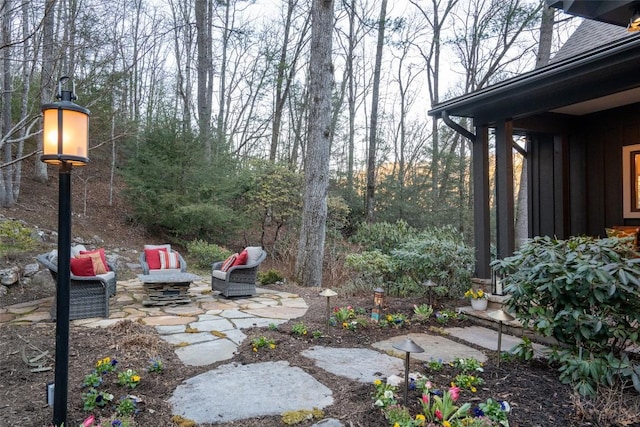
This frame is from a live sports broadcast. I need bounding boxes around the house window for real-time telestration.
[622,144,640,218]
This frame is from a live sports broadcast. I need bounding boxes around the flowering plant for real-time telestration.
[117,369,141,389]
[464,288,488,300]
[333,305,355,322]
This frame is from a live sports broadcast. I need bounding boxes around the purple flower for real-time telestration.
[472,407,485,417]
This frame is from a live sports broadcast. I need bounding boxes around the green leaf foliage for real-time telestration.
[351,220,416,254]
[492,235,640,395]
[391,225,474,296]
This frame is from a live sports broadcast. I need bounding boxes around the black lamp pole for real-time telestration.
[42,77,90,427]
[53,162,72,426]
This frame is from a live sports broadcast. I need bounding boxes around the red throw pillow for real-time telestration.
[232,249,248,267]
[144,248,167,270]
[70,257,95,276]
[220,253,238,272]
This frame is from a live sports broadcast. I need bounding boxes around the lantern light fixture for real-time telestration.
[41,77,90,166]
[371,287,385,322]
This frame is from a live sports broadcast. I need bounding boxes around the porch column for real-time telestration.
[473,125,491,278]
[495,120,515,259]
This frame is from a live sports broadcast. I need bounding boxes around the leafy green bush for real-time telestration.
[0,220,37,255]
[186,240,233,269]
[493,235,640,396]
[344,250,396,288]
[257,269,284,285]
[351,220,415,254]
[391,226,474,297]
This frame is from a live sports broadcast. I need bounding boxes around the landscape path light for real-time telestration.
[371,287,385,322]
[41,76,90,427]
[488,309,515,368]
[392,338,424,404]
[318,288,337,334]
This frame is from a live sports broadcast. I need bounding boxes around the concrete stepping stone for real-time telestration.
[301,346,404,383]
[372,333,487,363]
[169,361,333,423]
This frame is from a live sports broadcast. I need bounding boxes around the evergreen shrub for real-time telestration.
[493,235,640,396]
[186,240,233,269]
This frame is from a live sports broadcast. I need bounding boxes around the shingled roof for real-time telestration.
[551,19,636,63]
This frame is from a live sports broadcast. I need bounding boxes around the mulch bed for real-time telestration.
[1,281,636,426]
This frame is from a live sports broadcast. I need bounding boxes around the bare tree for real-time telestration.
[195,0,213,160]
[365,0,387,223]
[295,0,334,287]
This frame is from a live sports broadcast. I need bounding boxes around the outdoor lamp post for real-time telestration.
[488,309,515,368]
[42,76,90,427]
[371,287,385,322]
[319,288,337,334]
[392,338,424,404]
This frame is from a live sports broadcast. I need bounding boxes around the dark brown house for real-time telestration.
[428,0,640,279]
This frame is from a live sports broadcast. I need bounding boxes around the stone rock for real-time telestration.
[0,267,20,286]
[23,263,40,277]
[0,285,7,297]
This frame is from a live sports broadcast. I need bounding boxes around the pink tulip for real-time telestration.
[421,394,429,404]
[82,415,95,427]
[449,386,460,401]
[435,409,443,420]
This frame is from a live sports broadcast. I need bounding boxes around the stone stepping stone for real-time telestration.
[372,333,487,363]
[169,361,333,423]
[301,346,404,383]
[174,339,238,366]
[446,326,549,358]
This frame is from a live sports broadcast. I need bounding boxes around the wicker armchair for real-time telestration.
[37,252,117,320]
[211,246,266,297]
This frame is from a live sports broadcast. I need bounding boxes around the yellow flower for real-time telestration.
[342,322,348,328]
[387,315,393,321]
[374,379,382,386]
[471,386,477,393]
[443,421,452,427]
[252,347,257,352]
[393,423,400,427]
[269,343,276,349]
[415,413,426,425]
[132,375,140,382]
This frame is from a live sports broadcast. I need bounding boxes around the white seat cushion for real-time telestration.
[211,270,227,280]
[96,271,116,281]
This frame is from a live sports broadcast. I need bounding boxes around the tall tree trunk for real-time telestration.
[195,0,213,161]
[515,4,554,248]
[365,0,387,223]
[270,0,295,161]
[346,0,355,193]
[217,0,230,150]
[295,0,334,287]
[0,0,12,207]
